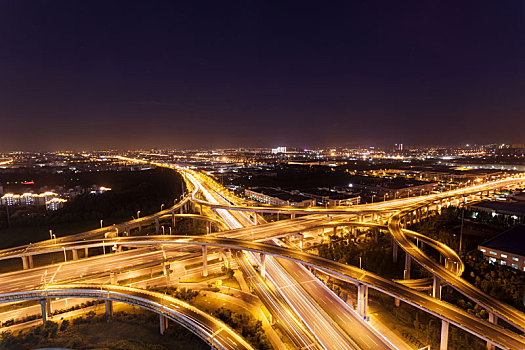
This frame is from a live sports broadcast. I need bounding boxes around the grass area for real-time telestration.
[221,277,241,290]
[180,271,223,283]
[0,220,101,250]
[0,308,207,350]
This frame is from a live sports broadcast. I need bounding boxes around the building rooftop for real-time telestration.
[480,225,525,257]
[470,200,525,216]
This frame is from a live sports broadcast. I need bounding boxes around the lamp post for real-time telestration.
[459,202,465,253]
[100,219,103,228]
[161,204,164,211]
[137,210,141,219]
[49,229,53,240]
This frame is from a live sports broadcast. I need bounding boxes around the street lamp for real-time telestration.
[100,219,103,228]
[137,210,141,219]
[49,229,53,240]
[459,202,465,253]
[161,204,164,211]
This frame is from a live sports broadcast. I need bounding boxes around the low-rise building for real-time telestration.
[245,187,315,207]
[478,225,525,271]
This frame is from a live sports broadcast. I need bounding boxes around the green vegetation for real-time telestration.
[0,168,184,248]
[462,251,525,313]
[412,208,525,313]
[0,311,206,350]
[152,286,271,349]
[316,231,407,279]
[212,307,271,350]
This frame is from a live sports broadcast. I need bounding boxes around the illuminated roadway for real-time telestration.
[1,159,525,349]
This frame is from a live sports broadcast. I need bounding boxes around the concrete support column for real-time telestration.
[110,271,117,284]
[84,247,89,258]
[72,249,78,260]
[395,298,400,307]
[206,221,211,234]
[159,314,166,335]
[440,320,449,350]
[291,213,296,219]
[155,219,160,234]
[105,300,113,316]
[171,212,176,228]
[202,245,208,277]
[487,313,497,350]
[138,223,142,233]
[163,261,171,285]
[404,253,411,280]
[22,256,29,270]
[220,250,230,268]
[40,299,48,324]
[28,255,34,269]
[357,283,368,318]
[432,276,442,300]
[254,212,258,225]
[260,253,266,279]
[199,203,203,215]
[392,238,398,263]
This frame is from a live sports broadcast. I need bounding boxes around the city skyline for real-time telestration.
[2,0,525,151]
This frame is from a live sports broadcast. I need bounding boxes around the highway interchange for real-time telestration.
[0,158,525,349]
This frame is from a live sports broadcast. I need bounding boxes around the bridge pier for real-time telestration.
[291,213,296,220]
[202,245,208,277]
[254,212,258,225]
[72,249,78,260]
[432,276,442,300]
[159,314,166,335]
[163,261,171,285]
[171,212,176,229]
[84,247,89,258]
[357,283,368,318]
[404,254,411,280]
[260,253,266,279]
[28,255,34,269]
[110,271,118,284]
[487,313,498,350]
[155,219,160,234]
[40,299,48,324]
[22,256,28,270]
[220,250,230,268]
[440,319,449,350]
[392,238,398,263]
[206,221,211,234]
[105,300,113,316]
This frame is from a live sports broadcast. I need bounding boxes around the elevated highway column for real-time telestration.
[21,256,28,270]
[72,249,78,260]
[432,276,442,300]
[40,299,48,324]
[105,300,113,316]
[392,238,398,263]
[202,245,208,277]
[155,219,160,234]
[357,283,368,318]
[440,320,449,350]
[404,253,411,279]
[260,253,266,279]
[487,313,498,350]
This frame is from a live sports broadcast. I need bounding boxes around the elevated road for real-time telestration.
[0,284,253,350]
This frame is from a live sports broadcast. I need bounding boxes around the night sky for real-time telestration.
[1,1,524,151]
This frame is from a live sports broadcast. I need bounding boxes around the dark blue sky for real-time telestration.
[1,1,524,150]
